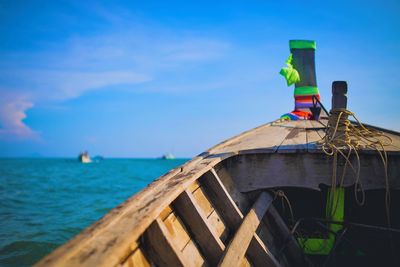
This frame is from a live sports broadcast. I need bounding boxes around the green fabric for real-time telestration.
[294,86,319,96]
[298,188,345,255]
[279,53,300,86]
[290,40,316,50]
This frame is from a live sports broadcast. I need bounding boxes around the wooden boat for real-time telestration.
[35,112,400,266]
[36,41,400,266]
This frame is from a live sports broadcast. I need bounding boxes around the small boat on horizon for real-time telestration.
[160,152,175,160]
[78,151,92,163]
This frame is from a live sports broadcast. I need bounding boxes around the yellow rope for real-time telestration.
[272,190,295,223]
[320,108,393,226]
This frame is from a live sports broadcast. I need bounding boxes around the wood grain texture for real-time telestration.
[224,153,400,191]
[202,168,288,266]
[163,211,191,251]
[201,169,245,230]
[218,192,273,267]
[181,240,206,267]
[207,209,229,243]
[143,218,187,267]
[192,186,214,217]
[305,120,326,153]
[211,120,293,155]
[247,235,281,267]
[174,190,225,265]
[277,121,308,153]
[120,247,151,267]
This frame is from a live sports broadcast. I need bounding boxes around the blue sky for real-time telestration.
[0,0,399,157]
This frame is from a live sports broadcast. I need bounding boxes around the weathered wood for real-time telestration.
[211,120,293,155]
[202,169,284,265]
[121,247,151,267]
[159,205,173,220]
[223,153,400,191]
[208,209,230,243]
[143,218,187,267]
[213,167,250,213]
[247,235,282,267]
[35,118,400,267]
[162,211,191,251]
[190,182,230,243]
[240,257,252,267]
[188,180,201,193]
[266,207,305,266]
[192,186,214,217]
[201,169,245,229]
[174,190,225,265]
[278,121,308,153]
[306,120,325,152]
[218,192,273,267]
[181,240,206,267]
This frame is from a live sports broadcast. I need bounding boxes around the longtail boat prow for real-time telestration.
[36,40,400,266]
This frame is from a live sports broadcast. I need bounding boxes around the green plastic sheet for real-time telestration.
[280,53,300,86]
[298,187,345,255]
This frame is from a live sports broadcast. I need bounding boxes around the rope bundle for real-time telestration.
[321,108,393,226]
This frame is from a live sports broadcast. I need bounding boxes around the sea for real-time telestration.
[0,158,189,267]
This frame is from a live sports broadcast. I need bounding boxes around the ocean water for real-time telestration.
[0,158,188,267]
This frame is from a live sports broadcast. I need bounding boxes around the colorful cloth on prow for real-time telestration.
[280,40,321,121]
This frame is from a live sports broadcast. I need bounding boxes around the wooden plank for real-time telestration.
[163,211,191,251]
[223,153,400,191]
[306,120,325,152]
[202,169,280,265]
[143,218,187,267]
[207,209,230,243]
[159,205,173,220]
[239,257,252,267]
[121,247,151,267]
[211,120,293,155]
[187,180,201,193]
[181,240,207,267]
[174,190,225,265]
[247,235,281,267]
[214,166,250,213]
[192,186,214,217]
[201,168,245,229]
[277,121,308,153]
[266,207,305,265]
[256,221,278,256]
[218,192,273,267]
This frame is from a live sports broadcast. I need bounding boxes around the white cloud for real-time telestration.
[0,24,231,140]
[0,91,37,140]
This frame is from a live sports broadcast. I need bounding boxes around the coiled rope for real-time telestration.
[320,108,393,226]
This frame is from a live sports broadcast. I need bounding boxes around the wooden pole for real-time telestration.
[331,81,347,110]
[328,81,349,143]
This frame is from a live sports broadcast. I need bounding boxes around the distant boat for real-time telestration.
[78,151,92,163]
[160,153,175,160]
[92,155,104,162]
